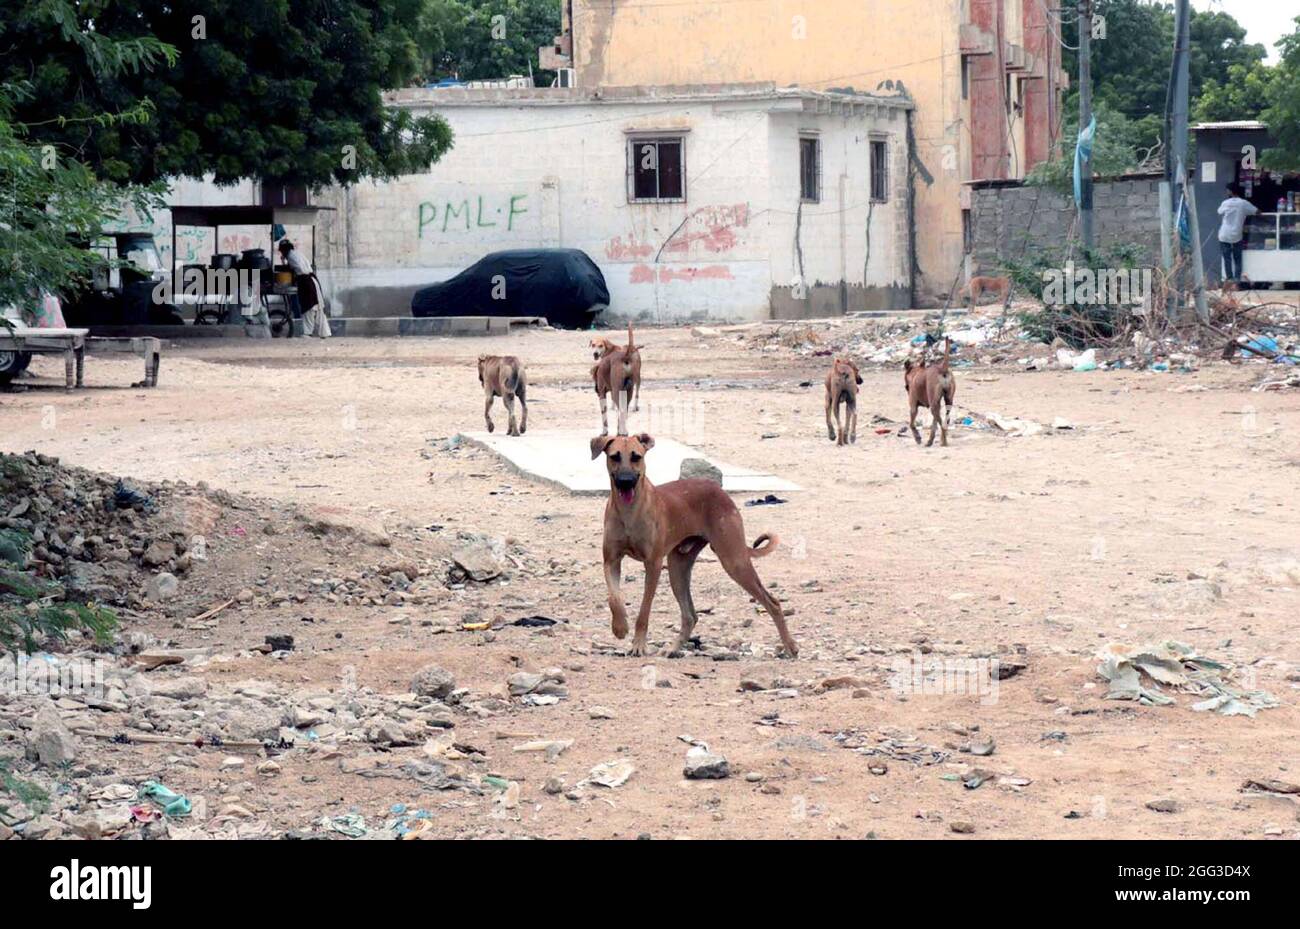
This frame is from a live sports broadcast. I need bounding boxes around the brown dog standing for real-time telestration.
[591,434,797,658]
[592,323,643,435]
[904,338,956,447]
[961,275,1012,312]
[478,354,527,436]
[824,357,862,445]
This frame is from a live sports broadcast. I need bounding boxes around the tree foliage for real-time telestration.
[419,0,562,84]
[0,0,455,188]
[1261,18,1300,172]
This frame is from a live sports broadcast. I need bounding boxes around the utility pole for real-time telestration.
[1078,0,1094,253]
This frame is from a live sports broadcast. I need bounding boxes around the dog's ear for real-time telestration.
[636,433,655,452]
[590,436,614,460]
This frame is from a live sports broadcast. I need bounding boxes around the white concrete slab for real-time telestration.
[456,431,802,496]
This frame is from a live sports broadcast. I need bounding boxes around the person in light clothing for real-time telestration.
[278,239,331,338]
[1217,183,1258,285]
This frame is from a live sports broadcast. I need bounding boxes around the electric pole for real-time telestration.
[1078,0,1094,253]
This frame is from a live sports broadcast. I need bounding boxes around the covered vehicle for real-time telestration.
[411,249,609,329]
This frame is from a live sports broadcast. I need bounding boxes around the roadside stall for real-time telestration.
[166,204,335,335]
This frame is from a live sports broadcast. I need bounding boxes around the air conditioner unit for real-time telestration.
[557,68,576,88]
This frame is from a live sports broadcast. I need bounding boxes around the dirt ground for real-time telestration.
[3,320,1299,839]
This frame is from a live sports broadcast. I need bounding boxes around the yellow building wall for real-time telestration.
[570,0,971,302]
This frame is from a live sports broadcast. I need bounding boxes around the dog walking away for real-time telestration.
[592,323,643,435]
[478,354,527,436]
[962,275,1012,312]
[825,357,862,445]
[904,337,956,447]
[591,433,798,658]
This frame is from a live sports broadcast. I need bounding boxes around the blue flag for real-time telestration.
[1074,115,1096,204]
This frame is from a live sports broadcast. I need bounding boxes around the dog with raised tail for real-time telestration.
[478,354,527,436]
[904,337,956,447]
[592,323,643,435]
[591,433,797,658]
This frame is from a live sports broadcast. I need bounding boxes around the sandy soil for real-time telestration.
[3,322,1299,839]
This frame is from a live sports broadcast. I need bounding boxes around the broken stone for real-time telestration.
[25,702,78,765]
[410,664,456,699]
[684,745,730,780]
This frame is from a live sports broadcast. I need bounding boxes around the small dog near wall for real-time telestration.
[824,357,863,445]
[477,354,527,436]
[591,433,798,658]
[904,338,956,447]
[592,324,643,435]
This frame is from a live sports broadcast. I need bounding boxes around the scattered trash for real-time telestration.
[1096,641,1279,717]
[264,634,294,652]
[1057,348,1098,372]
[318,813,367,837]
[745,494,787,507]
[137,781,192,818]
[587,759,636,788]
[513,615,559,628]
[513,739,573,761]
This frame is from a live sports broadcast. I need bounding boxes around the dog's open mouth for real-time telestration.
[614,475,639,505]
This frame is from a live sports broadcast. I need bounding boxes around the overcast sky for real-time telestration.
[1192,0,1300,62]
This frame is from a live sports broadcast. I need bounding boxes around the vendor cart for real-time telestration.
[166,204,334,335]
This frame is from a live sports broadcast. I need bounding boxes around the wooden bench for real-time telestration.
[0,327,162,388]
[86,336,162,387]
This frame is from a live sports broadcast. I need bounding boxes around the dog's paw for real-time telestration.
[628,639,648,658]
[486,421,495,433]
[660,642,685,659]
[776,643,800,659]
[611,618,628,639]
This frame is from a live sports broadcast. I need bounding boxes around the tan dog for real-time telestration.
[477,354,527,436]
[824,357,862,445]
[904,338,956,447]
[592,323,643,435]
[591,433,797,658]
[590,336,621,361]
[961,275,1012,311]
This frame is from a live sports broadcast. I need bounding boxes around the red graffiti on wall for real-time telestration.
[606,203,750,263]
[629,264,734,284]
[663,204,750,255]
[605,236,655,261]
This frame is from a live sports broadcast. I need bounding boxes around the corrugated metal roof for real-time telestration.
[1192,120,1267,131]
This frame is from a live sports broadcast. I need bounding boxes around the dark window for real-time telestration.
[800,136,821,202]
[871,139,889,202]
[629,137,685,202]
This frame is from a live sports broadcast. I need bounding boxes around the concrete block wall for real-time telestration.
[970,175,1164,273]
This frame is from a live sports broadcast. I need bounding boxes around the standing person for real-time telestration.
[278,239,331,338]
[1217,183,1258,285]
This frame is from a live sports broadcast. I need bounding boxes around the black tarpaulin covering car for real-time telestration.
[410,249,609,329]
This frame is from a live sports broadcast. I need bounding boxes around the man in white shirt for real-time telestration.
[1217,183,1258,285]
[277,239,330,338]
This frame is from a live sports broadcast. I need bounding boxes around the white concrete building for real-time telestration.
[316,83,915,322]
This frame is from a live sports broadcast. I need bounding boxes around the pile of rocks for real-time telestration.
[0,451,223,612]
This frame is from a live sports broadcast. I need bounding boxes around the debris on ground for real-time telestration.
[1096,641,1280,717]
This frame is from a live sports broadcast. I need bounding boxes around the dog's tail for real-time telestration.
[504,359,521,393]
[750,533,779,558]
[626,322,636,355]
[939,337,952,373]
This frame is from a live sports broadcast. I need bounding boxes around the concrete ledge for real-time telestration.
[330,316,548,337]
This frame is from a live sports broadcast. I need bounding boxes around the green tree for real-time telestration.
[1193,61,1276,124]
[1062,1,1265,126]
[1261,17,1300,171]
[0,0,454,188]
[420,0,562,84]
